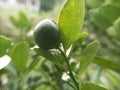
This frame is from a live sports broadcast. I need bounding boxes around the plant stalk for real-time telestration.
[58,47,79,90]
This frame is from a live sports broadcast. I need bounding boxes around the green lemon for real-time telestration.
[34,19,61,49]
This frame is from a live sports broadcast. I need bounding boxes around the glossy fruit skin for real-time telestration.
[34,19,61,49]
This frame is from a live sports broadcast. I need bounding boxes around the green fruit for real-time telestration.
[34,19,61,49]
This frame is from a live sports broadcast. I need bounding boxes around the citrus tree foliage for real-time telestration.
[0,0,120,90]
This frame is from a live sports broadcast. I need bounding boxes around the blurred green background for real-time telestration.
[0,0,120,90]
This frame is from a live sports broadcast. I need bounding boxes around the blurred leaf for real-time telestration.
[70,61,77,71]
[41,61,50,72]
[105,70,120,89]
[107,27,117,39]
[107,17,120,41]
[99,4,120,22]
[106,0,120,8]
[81,82,108,90]
[93,57,120,73]
[89,10,112,30]
[78,40,99,76]
[85,0,105,8]
[75,32,88,41]
[27,56,40,73]
[8,78,19,90]
[89,3,120,30]
[8,41,29,73]
[114,17,120,40]
[10,11,32,32]
[18,12,32,31]
[0,35,12,57]
[35,48,63,69]
[51,51,67,69]
[58,0,85,51]
[19,12,28,22]
[9,16,19,28]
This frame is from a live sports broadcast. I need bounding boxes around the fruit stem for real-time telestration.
[58,47,79,90]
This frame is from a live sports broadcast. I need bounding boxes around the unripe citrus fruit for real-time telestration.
[34,19,61,49]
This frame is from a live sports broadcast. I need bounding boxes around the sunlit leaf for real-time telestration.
[58,0,85,51]
[75,32,88,41]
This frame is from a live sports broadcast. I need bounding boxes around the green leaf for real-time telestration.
[10,11,32,32]
[78,40,99,76]
[85,0,104,8]
[0,35,12,57]
[114,17,120,40]
[99,4,120,22]
[106,0,120,8]
[18,12,32,31]
[8,41,29,73]
[75,32,88,41]
[26,56,40,73]
[105,70,120,87]
[107,27,117,39]
[90,3,120,30]
[9,16,19,28]
[35,48,63,69]
[93,57,120,73]
[89,10,112,30]
[58,0,85,51]
[81,82,108,90]
[107,17,120,41]
[19,11,28,22]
